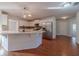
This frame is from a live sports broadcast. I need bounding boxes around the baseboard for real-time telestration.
[56,35,72,38]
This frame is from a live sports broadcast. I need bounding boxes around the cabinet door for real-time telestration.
[0,15,7,25]
[8,19,18,32]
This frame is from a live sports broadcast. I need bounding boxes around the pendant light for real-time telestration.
[23,7,32,18]
[23,7,27,18]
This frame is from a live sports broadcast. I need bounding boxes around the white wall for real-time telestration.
[56,16,76,37]
[68,17,76,37]
[56,19,70,36]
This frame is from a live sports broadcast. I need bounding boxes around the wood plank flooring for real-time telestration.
[0,35,79,56]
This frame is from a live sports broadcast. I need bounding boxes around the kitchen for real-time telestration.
[0,2,79,56]
[0,10,56,51]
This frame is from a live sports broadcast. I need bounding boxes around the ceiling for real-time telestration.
[0,2,79,20]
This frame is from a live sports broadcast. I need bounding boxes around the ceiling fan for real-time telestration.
[63,2,79,7]
[68,2,79,6]
[47,2,79,9]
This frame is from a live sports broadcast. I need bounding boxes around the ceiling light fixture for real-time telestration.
[47,2,73,10]
[23,14,27,18]
[28,14,32,17]
[47,7,63,9]
[61,16,68,19]
[23,7,27,18]
[23,7,32,19]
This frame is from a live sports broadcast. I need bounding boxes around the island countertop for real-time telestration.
[0,30,44,34]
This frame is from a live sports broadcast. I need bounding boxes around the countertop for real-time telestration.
[0,30,44,34]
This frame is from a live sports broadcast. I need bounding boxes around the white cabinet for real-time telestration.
[0,15,7,25]
[8,19,18,32]
[19,20,27,26]
[0,15,8,45]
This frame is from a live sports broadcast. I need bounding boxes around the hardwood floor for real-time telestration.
[0,35,79,56]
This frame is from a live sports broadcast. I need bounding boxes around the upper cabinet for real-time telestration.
[0,15,8,25]
[19,20,27,26]
[0,14,8,31]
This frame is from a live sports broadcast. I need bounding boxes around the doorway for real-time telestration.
[71,23,77,44]
[72,24,76,37]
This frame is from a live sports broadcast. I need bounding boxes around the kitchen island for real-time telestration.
[0,31,43,51]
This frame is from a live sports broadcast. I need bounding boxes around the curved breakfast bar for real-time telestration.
[0,31,43,51]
